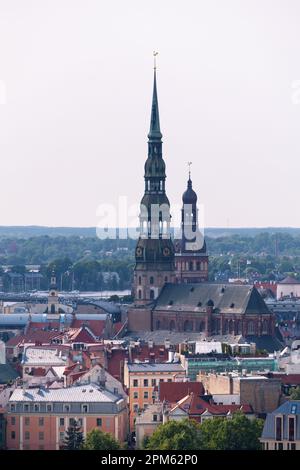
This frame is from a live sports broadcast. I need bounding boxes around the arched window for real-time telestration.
[262,320,269,335]
[169,320,175,331]
[150,276,154,285]
[138,290,142,300]
[247,321,255,335]
[50,304,55,314]
[189,262,193,271]
[164,276,168,283]
[138,276,142,286]
[224,320,229,334]
[150,289,155,300]
[213,319,220,334]
[229,320,234,334]
[236,320,242,335]
[184,320,193,332]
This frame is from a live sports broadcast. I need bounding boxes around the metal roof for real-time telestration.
[154,283,270,315]
[9,384,121,403]
[127,363,184,373]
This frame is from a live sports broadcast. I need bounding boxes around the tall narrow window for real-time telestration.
[275,416,282,441]
[289,417,295,441]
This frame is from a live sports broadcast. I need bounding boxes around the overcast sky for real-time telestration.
[0,0,300,228]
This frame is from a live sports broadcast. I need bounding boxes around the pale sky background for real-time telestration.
[0,0,300,228]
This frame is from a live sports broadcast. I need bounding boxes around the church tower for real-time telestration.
[47,270,60,315]
[133,66,175,305]
[174,169,208,283]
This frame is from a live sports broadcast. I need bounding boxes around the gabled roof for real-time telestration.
[70,319,106,338]
[67,326,96,343]
[170,393,253,417]
[154,283,270,315]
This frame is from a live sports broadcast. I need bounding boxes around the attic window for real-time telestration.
[230,303,235,308]
[168,300,173,306]
[197,302,202,307]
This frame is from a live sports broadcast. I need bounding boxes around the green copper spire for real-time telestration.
[148,68,162,141]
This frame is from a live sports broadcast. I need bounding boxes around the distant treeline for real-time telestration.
[1,232,300,290]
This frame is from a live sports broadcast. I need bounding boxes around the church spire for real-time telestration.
[148,57,162,142]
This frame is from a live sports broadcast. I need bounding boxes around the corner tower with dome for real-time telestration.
[174,170,209,283]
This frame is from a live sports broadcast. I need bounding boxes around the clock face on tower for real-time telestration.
[163,247,170,257]
[136,247,143,257]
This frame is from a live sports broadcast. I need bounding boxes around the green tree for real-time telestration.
[289,387,300,400]
[62,420,84,450]
[144,419,202,450]
[198,413,264,450]
[83,429,121,450]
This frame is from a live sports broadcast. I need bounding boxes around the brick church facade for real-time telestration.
[129,65,275,340]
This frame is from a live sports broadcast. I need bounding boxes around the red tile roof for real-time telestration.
[107,349,128,381]
[172,393,253,417]
[67,326,96,343]
[130,345,169,362]
[31,367,47,377]
[71,319,106,337]
[6,330,62,347]
[159,382,205,404]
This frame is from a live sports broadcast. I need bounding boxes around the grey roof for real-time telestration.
[154,283,270,315]
[22,347,68,365]
[9,384,121,403]
[127,363,184,373]
[261,400,300,440]
[0,363,20,384]
[86,301,120,315]
[278,276,300,285]
[245,335,283,353]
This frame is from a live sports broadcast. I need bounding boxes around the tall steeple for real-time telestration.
[133,60,175,305]
[148,69,162,142]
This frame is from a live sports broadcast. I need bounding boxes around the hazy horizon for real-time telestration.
[1,1,300,228]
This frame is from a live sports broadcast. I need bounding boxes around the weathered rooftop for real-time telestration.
[9,384,121,403]
[154,283,270,315]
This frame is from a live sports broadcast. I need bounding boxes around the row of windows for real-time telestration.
[133,391,152,399]
[10,403,90,413]
[176,261,208,272]
[138,276,168,286]
[275,416,295,442]
[133,404,149,413]
[10,417,105,440]
[132,378,172,387]
[265,442,297,450]
[155,318,270,335]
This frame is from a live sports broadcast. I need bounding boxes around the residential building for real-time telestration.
[260,400,300,450]
[6,384,128,449]
[124,362,186,431]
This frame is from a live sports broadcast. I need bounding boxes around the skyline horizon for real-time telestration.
[1,2,300,227]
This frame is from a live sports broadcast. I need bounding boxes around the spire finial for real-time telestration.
[153,51,158,70]
[187,161,192,179]
[148,53,162,141]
